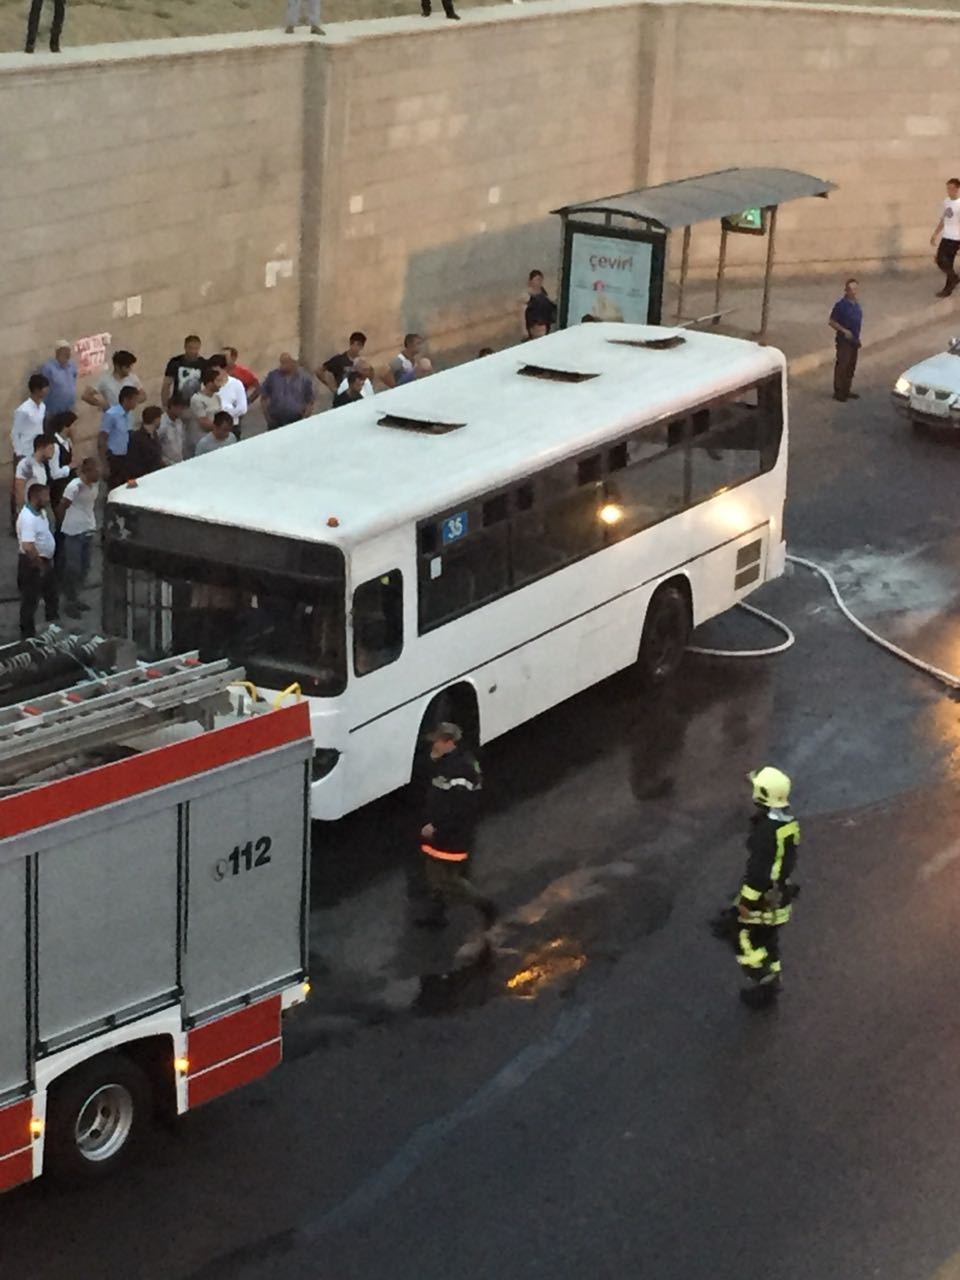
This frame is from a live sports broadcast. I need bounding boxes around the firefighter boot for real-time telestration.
[739,980,781,1011]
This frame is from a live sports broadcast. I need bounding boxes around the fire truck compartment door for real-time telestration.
[183,758,307,1019]
[0,860,28,1097]
[37,809,179,1052]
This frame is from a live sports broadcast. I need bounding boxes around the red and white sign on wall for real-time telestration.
[73,333,112,378]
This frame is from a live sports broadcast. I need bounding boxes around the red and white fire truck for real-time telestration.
[0,648,313,1189]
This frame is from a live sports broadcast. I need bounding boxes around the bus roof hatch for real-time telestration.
[516,364,599,383]
[377,413,466,435]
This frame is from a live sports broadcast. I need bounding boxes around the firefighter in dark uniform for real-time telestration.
[415,722,498,930]
[711,766,800,1009]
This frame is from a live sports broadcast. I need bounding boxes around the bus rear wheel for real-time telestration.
[637,584,691,686]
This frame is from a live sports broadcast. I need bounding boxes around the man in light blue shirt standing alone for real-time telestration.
[98,385,139,490]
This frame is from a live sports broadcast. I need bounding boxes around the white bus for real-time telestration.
[104,323,787,820]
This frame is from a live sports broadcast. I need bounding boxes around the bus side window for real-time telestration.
[353,570,403,676]
[612,420,686,537]
[418,522,510,631]
[688,384,764,504]
[759,376,784,472]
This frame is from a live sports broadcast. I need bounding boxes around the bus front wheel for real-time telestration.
[412,687,479,783]
[637,584,690,686]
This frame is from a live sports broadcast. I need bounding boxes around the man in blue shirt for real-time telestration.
[828,277,863,402]
[38,341,77,418]
[98,385,139,490]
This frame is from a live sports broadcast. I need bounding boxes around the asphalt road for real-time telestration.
[4,320,960,1280]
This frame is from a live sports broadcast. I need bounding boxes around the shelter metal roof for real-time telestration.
[553,167,836,231]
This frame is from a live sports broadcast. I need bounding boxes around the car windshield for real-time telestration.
[104,507,346,695]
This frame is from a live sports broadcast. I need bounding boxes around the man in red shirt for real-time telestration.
[222,347,261,405]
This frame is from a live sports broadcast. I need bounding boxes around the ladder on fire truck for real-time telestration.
[0,653,246,787]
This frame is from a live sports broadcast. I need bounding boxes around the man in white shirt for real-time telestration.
[10,373,49,533]
[16,482,59,638]
[931,177,960,298]
[56,457,100,618]
[14,435,56,513]
[158,395,188,467]
[207,354,248,436]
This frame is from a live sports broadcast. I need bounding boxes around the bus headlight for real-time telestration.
[894,376,911,396]
[311,748,341,781]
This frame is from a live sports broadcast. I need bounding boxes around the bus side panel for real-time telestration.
[688,526,770,626]
[183,761,308,1021]
[0,860,29,1099]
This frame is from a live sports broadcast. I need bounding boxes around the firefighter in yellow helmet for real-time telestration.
[710,767,800,1010]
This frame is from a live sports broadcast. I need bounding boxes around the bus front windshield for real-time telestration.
[104,507,346,696]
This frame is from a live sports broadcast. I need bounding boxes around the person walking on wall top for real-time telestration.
[284,0,323,34]
[421,0,460,21]
[25,0,65,52]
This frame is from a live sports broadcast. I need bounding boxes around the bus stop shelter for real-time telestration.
[553,167,836,341]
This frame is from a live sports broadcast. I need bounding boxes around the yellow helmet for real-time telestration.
[749,766,791,808]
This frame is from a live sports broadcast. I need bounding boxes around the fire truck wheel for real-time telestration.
[45,1053,153,1184]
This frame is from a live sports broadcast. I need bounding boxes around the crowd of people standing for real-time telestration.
[6,261,562,639]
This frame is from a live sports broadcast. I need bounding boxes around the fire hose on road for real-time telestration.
[688,553,960,694]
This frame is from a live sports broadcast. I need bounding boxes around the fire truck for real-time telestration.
[0,646,313,1189]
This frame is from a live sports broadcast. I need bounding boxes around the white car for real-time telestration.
[892,336,960,430]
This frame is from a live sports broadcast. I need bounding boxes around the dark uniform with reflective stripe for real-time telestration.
[735,806,800,993]
[418,747,496,927]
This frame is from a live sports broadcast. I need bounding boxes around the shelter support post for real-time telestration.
[713,224,728,325]
[676,226,691,321]
[759,205,778,343]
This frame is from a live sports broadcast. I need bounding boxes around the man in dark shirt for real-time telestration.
[126,406,164,480]
[828,277,863,403]
[415,723,497,930]
[261,353,316,430]
[161,335,206,409]
[332,369,367,409]
[319,331,367,395]
[524,269,558,337]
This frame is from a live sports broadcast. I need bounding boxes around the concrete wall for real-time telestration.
[2,0,959,465]
[0,36,305,459]
[302,6,651,363]
[655,0,959,276]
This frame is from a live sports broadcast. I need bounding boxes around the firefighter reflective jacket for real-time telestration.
[737,806,800,925]
[423,747,483,856]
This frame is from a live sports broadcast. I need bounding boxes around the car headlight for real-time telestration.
[894,376,911,395]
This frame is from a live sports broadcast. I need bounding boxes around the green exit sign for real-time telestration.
[722,208,766,236]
